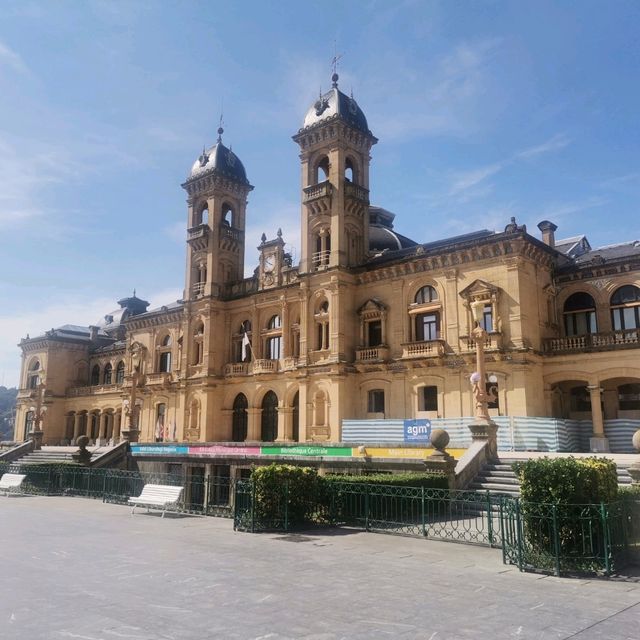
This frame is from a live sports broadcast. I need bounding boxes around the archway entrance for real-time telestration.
[232,393,248,442]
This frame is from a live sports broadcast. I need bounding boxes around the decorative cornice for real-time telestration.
[181,172,254,199]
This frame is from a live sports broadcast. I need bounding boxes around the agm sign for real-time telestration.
[403,419,432,443]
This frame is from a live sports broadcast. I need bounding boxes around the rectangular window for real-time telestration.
[367,389,385,413]
[482,306,493,333]
[421,386,438,412]
[416,312,439,341]
[367,320,382,347]
[267,336,281,359]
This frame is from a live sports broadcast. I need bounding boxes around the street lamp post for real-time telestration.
[469,300,498,457]
[121,365,142,443]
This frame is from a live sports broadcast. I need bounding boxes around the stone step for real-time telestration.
[469,482,521,495]
[476,471,518,480]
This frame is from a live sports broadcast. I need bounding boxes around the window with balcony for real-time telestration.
[611,285,640,331]
[564,292,597,336]
[314,155,329,183]
[416,312,440,341]
[415,285,438,304]
[234,320,252,363]
[193,322,205,365]
[315,300,330,350]
[367,389,385,414]
[367,320,382,347]
[103,363,112,385]
[264,315,282,360]
[158,334,172,373]
[90,365,100,386]
[481,305,493,333]
[411,285,442,343]
[28,359,40,389]
[115,361,125,384]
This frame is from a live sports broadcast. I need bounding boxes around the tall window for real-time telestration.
[416,312,440,341]
[481,305,493,333]
[90,365,100,386]
[193,322,204,365]
[234,320,252,363]
[420,386,438,412]
[232,393,248,441]
[24,411,35,438]
[564,292,597,336]
[611,285,640,331]
[367,320,382,346]
[159,334,172,373]
[28,360,40,389]
[265,315,282,360]
[103,363,113,385]
[261,391,278,442]
[368,389,385,414]
[155,403,166,442]
[115,361,125,384]
[315,301,330,350]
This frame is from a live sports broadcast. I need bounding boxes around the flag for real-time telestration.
[241,330,251,361]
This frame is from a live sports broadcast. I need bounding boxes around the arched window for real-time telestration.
[232,393,248,441]
[103,363,113,385]
[158,334,172,373]
[265,315,282,360]
[115,361,125,384]
[90,365,100,386]
[315,300,330,350]
[221,202,233,226]
[315,156,329,183]
[193,322,205,364]
[28,359,40,389]
[415,286,438,304]
[345,157,356,183]
[261,391,278,442]
[564,292,597,336]
[155,403,166,442]
[611,285,640,331]
[194,203,208,226]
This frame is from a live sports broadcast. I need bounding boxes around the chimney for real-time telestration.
[89,325,99,341]
[537,220,557,248]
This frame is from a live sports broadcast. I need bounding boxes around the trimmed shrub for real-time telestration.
[513,456,618,505]
[251,464,326,528]
[324,472,449,490]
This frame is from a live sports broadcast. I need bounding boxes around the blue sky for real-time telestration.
[1,0,639,385]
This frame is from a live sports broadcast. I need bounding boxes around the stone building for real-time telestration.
[14,73,640,454]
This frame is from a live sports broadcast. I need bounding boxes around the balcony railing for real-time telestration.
[355,346,389,362]
[67,384,122,397]
[544,329,640,354]
[311,250,330,269]
[192,281,206,298]
[145,372,173,386]
[401,340,446,359]
[459,333,503,352]
[187,224,209,250]
[303,180,332,203]
[224,363,250,377]
[344,182,370,203]
[252,359,279,374]
[219,224,243,243]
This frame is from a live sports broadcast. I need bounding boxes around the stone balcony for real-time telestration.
[355,346,390,362]
[223,362,250,377]
[543,329,640,355]
[303,180,332,204]
[67,384,123,397]
[459,332,503,352]
[344,182,370,203]
[187,223,209,251]
[400,339,446,359]
[145,372,174,387]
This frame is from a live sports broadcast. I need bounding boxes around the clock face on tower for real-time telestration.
[263,254,275,273]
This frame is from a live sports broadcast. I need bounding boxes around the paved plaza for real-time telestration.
[0,497,639,640]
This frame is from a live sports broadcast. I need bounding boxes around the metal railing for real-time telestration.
[0,462,236,518]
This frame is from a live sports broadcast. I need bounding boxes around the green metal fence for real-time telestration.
[0,462,235,518]
[234,479,502,547]
[500,496,640,576]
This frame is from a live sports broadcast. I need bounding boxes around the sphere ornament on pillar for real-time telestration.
[628,429,640,485]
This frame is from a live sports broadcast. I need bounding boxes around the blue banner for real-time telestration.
[403,419,431,443]
[130,445,189,455]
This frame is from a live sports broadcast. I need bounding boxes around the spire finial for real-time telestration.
[133,288,136,297]
[217,104,224,143]
[331,40,342,88]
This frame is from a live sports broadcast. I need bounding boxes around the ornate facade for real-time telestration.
[14,74,640,453]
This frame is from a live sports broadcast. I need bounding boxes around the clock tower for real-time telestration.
[258,228,286,290]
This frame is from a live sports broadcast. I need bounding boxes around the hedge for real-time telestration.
[325,472,449,490]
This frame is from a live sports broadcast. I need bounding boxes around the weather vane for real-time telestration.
[331,41,342,88]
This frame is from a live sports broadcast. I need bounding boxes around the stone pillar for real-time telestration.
[246,408,261,441]
[277,407,293,442]
[98,411,108,443]
[113,411,121,443]
[73,413,83,442]
[588,384,609,452]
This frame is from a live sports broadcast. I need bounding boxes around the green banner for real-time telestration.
[260,445,353,457]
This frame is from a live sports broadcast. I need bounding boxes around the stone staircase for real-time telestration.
[3,444,128,467]
[469,457,634,496]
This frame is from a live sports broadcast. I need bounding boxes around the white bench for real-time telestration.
[128,484,184,517]
[0,473,26,496]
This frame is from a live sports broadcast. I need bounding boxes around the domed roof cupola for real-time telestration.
[300,73,371,135]
[185,125,249,185]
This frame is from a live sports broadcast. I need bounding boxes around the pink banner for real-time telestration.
[187,445,260,456]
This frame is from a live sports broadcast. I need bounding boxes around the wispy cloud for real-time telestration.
[515,134,570,160]
[0,40,28,73]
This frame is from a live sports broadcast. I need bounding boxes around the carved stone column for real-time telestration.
[246,408,261,441]
[588,384,609,452]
